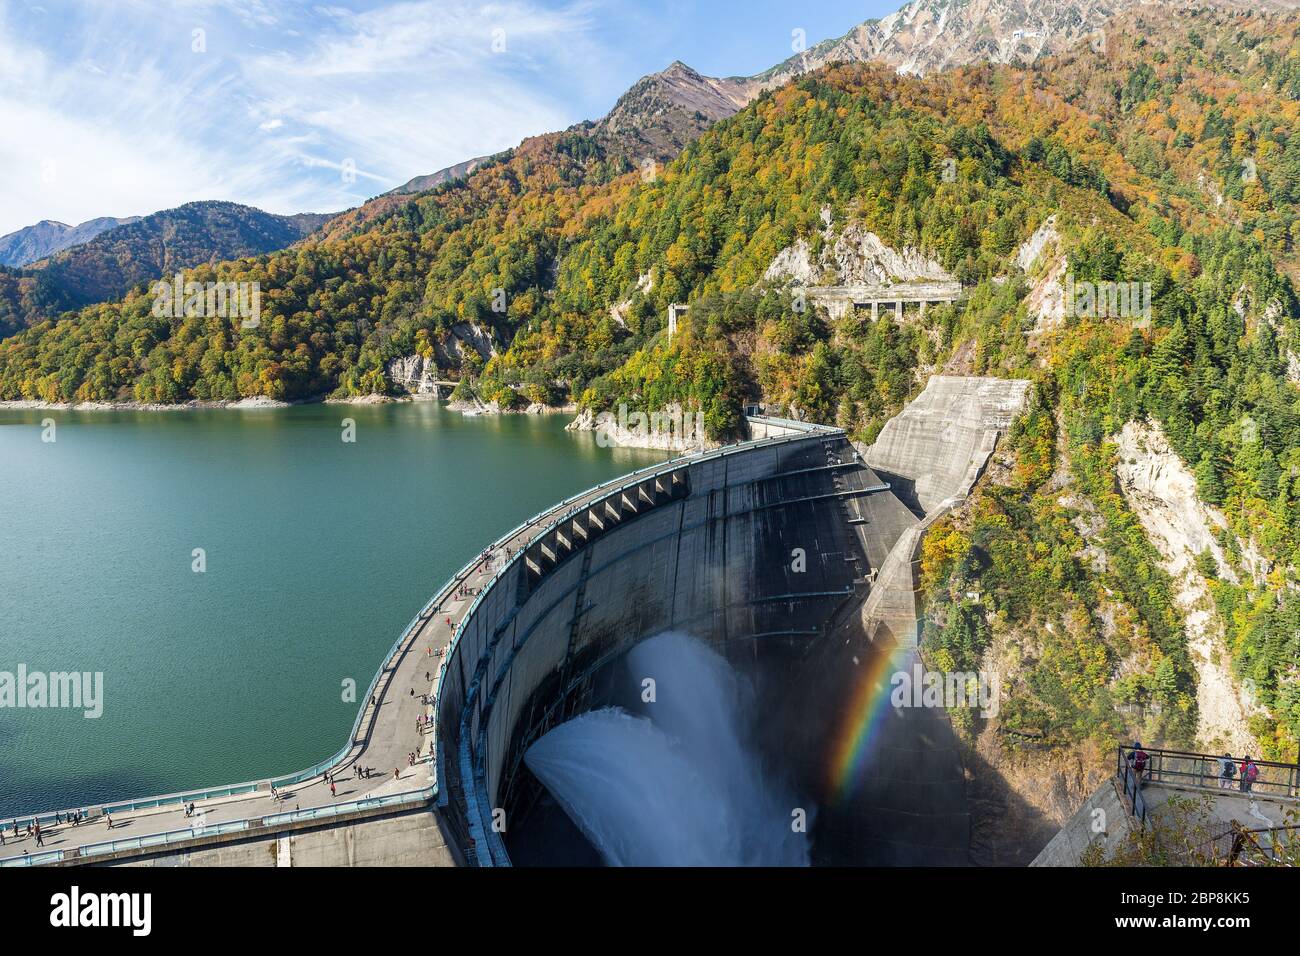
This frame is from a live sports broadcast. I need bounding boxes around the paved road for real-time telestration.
[1,474,635,863]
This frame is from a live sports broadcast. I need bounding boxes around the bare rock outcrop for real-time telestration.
[385,354,439,395]
[1113,420,1261,753]
[567,403,712,452]
[434,322,497,368]
[765,208,952,288]
[1015,215,1067,334]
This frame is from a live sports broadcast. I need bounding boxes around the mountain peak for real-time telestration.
[589,59,756,163]
[754,0,1296,82]
[0,216,139,268]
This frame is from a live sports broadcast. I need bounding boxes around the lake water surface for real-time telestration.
[0,403,661,817]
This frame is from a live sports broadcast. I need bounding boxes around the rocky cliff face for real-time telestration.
[1014,215,1068,335]
[765,208,954,287]
[432,321,496,368]
[752,0,1286,81]
[1114,421,1263,753]
[567,402,713,452]
[777,0,1117,78]
[385,354,439,395]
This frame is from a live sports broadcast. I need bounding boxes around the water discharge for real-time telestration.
[523,631,811,865]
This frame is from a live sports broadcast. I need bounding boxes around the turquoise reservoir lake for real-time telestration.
[0,403,660,817]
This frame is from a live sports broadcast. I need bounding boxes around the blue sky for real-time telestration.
[1,0,898,236]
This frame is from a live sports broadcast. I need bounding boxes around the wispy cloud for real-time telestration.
[0,0,889,236]
[0,0,616,234]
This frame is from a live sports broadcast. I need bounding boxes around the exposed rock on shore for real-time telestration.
[566,403,713,452]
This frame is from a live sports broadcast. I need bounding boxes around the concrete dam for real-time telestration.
[2,376,1028,867]
[437,376,1030,866]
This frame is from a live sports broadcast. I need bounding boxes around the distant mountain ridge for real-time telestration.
[0,216,140,268]
[751,0,1296,83]
[388,0,1300,200]
[389,155,495,196]
[8,0,1293,336]
[0,201,335,331]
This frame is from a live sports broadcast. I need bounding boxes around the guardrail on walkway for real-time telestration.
[1120,760,1147,828]
[1116,744,1300,808]
[0,785,436,867]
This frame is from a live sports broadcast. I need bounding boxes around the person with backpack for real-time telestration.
[1239,756,1260,793]
[1127,741,1149,783]
[1218,753,1236,789]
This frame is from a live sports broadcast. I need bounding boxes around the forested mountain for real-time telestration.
[0,201,334,333]
[338,59,759,245]
[4,5,1300,759]
[0,216,140,267]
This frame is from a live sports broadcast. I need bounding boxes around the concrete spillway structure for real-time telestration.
[437,377,1030,865]
[436,417,881,864]
[858,375,1031,647]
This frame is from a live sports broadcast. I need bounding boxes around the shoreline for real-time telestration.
[0,395,701,451]
[0,394,573,413]
[1,396,303,412]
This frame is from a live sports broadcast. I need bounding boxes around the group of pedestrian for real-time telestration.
[1128,742,1264,795]
[3,808,93,850]
[1216,753,1261,792]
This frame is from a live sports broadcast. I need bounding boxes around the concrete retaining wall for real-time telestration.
[1031,778,1133,866]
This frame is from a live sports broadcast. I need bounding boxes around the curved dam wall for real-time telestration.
[434,378,1030,866]
[434,419,877,865]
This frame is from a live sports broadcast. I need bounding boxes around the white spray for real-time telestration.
[524,631,811,865]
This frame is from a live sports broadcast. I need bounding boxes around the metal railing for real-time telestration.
[1116,745,1300,802]
[1223,821,1299,866]
[0,849,65,867]
[1120,760,1148,827]
[0,785,436,866]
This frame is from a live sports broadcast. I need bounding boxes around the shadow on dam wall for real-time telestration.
[771,625,973,865]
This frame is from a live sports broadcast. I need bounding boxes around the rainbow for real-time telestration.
[825,638,908,803]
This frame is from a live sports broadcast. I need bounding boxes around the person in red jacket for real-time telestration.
[1239,756,1259,793]
[1127,741,1149,782]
